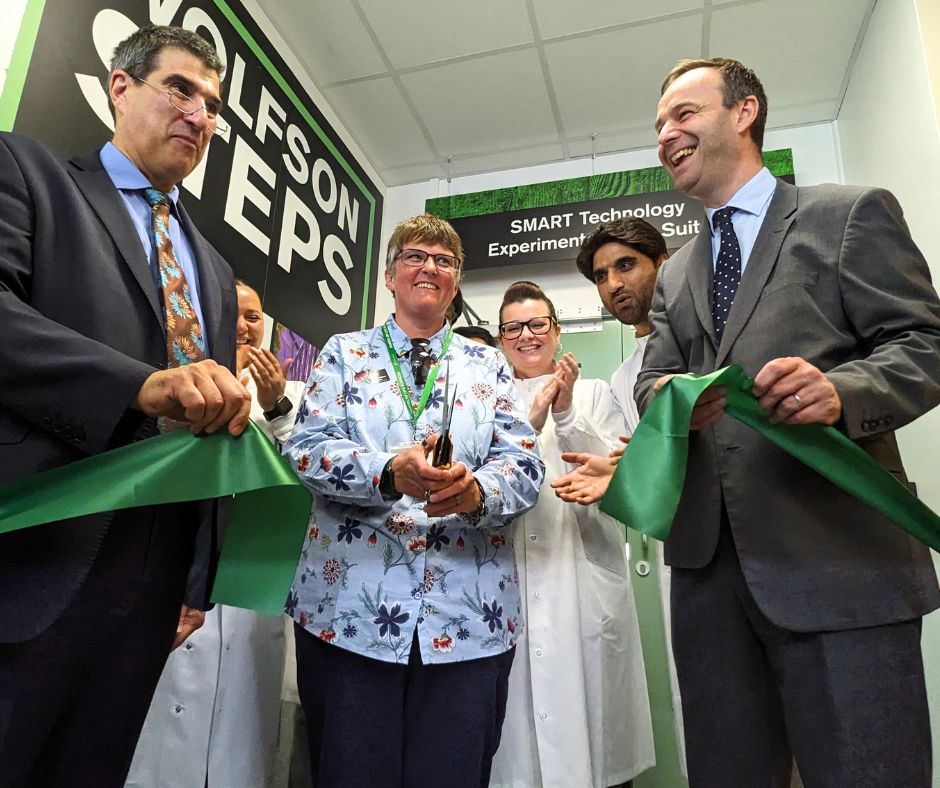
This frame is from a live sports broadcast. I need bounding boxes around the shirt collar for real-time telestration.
[386,314,451,355]
[99,142,181,205]
[705,166,776,234]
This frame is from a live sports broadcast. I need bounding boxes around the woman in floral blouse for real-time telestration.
[282,215,543,788]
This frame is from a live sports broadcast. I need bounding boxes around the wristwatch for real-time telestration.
[263,395,293,421]
[460,479,487,525]
[379,459,402,499]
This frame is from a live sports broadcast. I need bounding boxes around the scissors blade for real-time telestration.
[441,361,453,432]
[443,387,458,433]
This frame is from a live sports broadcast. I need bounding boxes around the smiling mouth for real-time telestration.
[515,343,542,353]
[415,282,439,290]
[670,146,696,166]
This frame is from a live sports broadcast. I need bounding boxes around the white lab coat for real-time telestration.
[611,336,687,778]
[490,376,654,788]
[125,377,304,788]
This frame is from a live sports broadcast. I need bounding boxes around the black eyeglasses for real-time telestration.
[129,74,229,137]
[397,248,461,274]
[498,315,556,340]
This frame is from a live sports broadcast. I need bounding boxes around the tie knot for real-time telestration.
[144,188,171,209]
[410,338,434,386]
[712,206,737,230]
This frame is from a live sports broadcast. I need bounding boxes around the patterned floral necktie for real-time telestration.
[711,206,741,341]
[144,188,206,366]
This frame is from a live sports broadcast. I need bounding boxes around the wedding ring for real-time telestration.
[424,490,431,502]
[793,393,803,404]
[454,493,461,506]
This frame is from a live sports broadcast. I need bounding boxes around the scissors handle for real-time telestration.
[431,431,453,468]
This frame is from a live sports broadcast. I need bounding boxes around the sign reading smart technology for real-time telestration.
[3,0,382,348]
[427,153,794,271]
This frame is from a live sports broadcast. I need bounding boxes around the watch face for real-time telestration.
[265,396,292,419]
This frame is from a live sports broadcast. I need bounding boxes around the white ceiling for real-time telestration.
[253,0,877,187]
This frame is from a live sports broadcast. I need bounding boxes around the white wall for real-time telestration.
[378,123,841,330]
[837,1,940,782]
[0,0,28,97]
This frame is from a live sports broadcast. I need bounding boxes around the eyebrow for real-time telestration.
[655,100,696,132]
[594,254,639,273]
[160,72,223,111]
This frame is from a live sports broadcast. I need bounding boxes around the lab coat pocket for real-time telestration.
[576,505,629,579]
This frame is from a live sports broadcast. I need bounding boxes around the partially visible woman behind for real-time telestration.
[126,281,304,788]
[454,324,499,348]
[489,281,654,788]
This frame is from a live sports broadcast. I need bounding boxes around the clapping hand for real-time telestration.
[247,347,289,412]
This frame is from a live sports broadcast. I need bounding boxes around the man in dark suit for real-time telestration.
[639,58,940,785]
[0,25,249,786]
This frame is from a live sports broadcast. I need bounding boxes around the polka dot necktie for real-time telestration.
[143,188,206,367]
[711,206,741,341]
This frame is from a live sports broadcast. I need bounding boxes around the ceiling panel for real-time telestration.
[710,0,868,105]
[765,99,841,128]
[399,49,559,157]
[449,143,566,179]
[531,0,705,39]
[357,0,535,70]
[383,162,448,187]
[252,0,875,187]
[546,15,703,139]
[322,77,435,170]
[255,0,386,84]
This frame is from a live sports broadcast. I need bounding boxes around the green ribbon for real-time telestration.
[600,364,940,552]
[0,421,311,615]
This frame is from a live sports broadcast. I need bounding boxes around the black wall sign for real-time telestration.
[453,190,705,271]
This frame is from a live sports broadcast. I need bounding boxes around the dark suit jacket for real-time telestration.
[636,178,940,632]
[0,132,237,643]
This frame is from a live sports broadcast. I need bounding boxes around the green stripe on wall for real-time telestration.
[0,0,46,131]
[427,149,794,220]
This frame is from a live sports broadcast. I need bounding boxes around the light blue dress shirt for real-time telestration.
[99,142,208,349]
[706,166,778,274]
[282,316,544,665]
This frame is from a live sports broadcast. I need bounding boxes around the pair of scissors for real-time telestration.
[431,361,458,469]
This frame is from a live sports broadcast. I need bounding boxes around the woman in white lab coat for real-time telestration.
[489,281,654,788]
[126,283,303,788]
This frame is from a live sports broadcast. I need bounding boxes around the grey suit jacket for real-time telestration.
[0,132,237,643]
[636,178,940,632]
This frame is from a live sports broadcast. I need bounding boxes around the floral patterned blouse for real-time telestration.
[283,315,544,665]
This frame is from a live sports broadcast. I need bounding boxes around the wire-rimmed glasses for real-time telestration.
[129,74,229,137]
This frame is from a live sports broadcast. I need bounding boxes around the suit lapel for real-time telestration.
[178,205,223,359]
[715,179,798,367]
[684,227,718,353]
[68,151,164,329]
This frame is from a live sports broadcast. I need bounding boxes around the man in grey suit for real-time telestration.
[642,58,940,785]
[0,25,249,786]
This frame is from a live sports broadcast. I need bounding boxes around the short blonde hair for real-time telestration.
[385,214,464,281]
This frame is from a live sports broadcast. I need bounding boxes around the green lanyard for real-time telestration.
[381,324,454,432]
